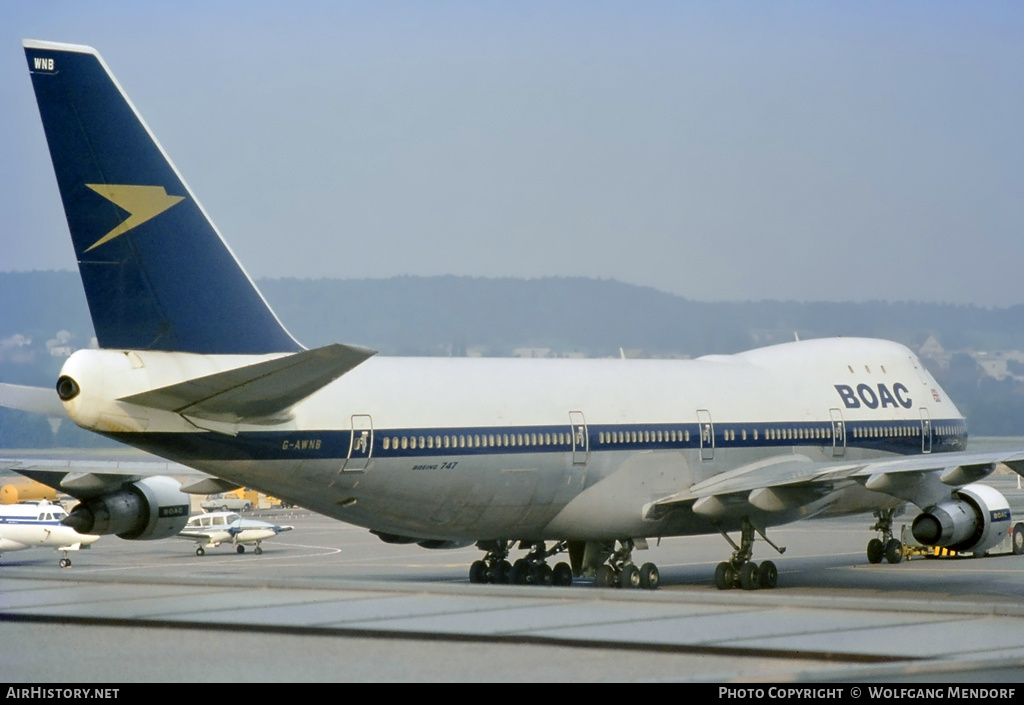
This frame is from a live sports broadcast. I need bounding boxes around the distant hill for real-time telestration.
[260,275,1024,357]
[6,270,1024,358]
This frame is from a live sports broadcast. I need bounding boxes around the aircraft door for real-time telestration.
[342,414,374,472]
[697,409,714,461]
[569,411,588,465]
[920,409,932,454]
[829,408,846,457]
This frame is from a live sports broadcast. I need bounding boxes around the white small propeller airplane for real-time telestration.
[179,511,293,556]
[0,500,99,567]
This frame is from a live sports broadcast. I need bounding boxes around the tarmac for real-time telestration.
[3,482,1024,683]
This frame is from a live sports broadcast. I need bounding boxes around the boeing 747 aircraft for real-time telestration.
[16,39,1024,590]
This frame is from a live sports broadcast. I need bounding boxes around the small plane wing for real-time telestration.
[57,541,92,551]
[118,343,376,423]
[647,449,1024,520]
[178,530,224,541]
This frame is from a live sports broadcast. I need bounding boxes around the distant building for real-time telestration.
[968,350,1024,382]
[918,335,950,370]
[513,347,552,359]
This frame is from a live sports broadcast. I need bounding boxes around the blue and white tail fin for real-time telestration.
[24,40,302,355]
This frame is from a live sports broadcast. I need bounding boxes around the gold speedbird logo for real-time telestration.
[84,184,185,251]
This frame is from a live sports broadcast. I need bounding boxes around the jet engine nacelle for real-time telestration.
[911,483,1012,554]
[63,476,190,540]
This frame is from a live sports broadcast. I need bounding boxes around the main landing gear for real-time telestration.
[233,543,264,555]
[469,540,511,585]
[866,508,903,564]
[469,539,661,590]
[714,518,783,590]
[593,540,660,590]
[470,541,575,586]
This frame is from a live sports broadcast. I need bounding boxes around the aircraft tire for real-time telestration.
[236,545,245,554]
[619,564,641,589]
[1013,523,1024,556]
[469,560,488,584]
[884,539,903,564]
[639,562,660,590]
[509,559,530,585]
[552,562,573,587]
[867,538,884,564]
[758,560,778,589]
[714,562,734,590]
[196,547,205,556]
[596,564,617,588]
[492,560,511,584]
[738,562,761,590]
[254,546,263,555]
[530,562,553,586]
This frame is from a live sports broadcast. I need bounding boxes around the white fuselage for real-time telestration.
[0,501,100,553]
[58,337,965,542]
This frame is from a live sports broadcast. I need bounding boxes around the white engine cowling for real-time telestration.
[911,483,1012,554]
[63,476,190,540]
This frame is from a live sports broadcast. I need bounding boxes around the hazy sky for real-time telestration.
[3,2,1023,306]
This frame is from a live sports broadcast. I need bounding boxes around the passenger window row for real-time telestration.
[375,422,962,452]
[382,432,572,451]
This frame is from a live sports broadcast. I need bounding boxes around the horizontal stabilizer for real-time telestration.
[0,383,65,417]
[119,343,376,423]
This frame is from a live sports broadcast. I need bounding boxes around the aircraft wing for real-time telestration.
[0,456,218,500]
[646,449,1024,520]
[179,524,292,541]
[1,382,236,500]
[178,529,223,541]
[57,541,91,551]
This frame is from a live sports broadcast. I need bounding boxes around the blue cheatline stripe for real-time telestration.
[106,417,968,463]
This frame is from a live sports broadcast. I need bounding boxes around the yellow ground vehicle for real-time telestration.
[200,489,284,512]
